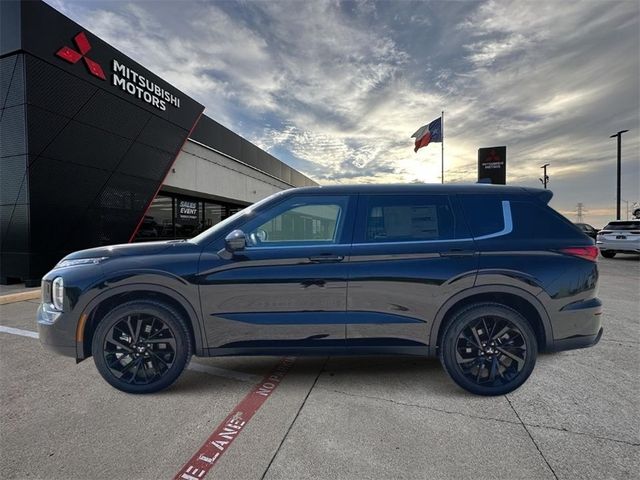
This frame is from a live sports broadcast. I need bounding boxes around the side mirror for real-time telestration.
[225,229,246,253]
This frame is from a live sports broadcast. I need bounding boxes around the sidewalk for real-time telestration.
[0,283,41,305]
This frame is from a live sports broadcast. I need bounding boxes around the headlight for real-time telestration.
[56,257,108,268]
[52,277,64,311]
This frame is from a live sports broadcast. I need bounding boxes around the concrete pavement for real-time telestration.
[1,255,638,479]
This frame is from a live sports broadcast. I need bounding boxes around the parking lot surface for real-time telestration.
[1,256,639,479]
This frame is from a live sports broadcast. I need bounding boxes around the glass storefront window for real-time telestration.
[133,192,247,242]
[228,206,244,218]
[204,203,226,229]
[138,195,174,240]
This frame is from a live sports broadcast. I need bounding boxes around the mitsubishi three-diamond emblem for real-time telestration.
[56,32,106,80]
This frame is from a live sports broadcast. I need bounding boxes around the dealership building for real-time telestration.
[0,0,316,285]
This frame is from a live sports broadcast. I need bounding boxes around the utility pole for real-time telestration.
[609,130,629,220]
[539,163,550,189]
[576,203,586,223]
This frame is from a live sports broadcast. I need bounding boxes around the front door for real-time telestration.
[198,194,355,352]
[346,193,478,351]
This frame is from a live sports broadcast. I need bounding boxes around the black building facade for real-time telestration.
[0,1,314,285]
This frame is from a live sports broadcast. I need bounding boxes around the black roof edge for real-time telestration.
[285,183,553,197]
[522,187,553,204]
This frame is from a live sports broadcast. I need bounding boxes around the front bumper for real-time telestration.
[37,303,77,358]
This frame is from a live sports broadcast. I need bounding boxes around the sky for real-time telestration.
[46,0,640,228]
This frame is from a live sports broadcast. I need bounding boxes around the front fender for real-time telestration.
[75,274,205,358]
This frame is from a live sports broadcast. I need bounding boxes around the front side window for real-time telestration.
[361,194,456,243]
[244,196,348,247]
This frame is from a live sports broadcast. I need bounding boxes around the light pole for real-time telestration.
[609,130,629,220]
[622,199,629,220]
[539,163,550,189]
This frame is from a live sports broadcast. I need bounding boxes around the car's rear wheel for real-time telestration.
[92,300,192,394]
[440,303,537,396]
[600,250,616,258]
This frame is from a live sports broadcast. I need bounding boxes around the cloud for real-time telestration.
[46,0,639,227]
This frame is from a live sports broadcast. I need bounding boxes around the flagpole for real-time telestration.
[441,110,444,184]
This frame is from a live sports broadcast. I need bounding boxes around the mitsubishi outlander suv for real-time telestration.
[37,184,603,396]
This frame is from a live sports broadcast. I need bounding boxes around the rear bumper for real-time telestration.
[597,239,640,253]
[547,297,603,352]
[549,327,603,352]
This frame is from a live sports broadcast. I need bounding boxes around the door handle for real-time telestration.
[440,249,475,257]
[308,254,345,263]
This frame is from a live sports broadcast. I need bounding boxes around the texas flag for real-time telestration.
[411,117,442,152]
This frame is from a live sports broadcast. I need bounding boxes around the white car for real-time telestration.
[596,220,640,258]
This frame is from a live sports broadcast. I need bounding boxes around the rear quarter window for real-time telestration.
[460,194,585,240]
[510,201,585,240]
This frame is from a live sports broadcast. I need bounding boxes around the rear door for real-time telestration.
[346,193,477,350]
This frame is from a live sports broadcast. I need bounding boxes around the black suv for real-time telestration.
[38,185,603,396]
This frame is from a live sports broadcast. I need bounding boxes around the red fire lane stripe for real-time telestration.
[174,357,296,480]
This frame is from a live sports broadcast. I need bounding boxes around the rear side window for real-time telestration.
[459,195,505,238]
[358,194,460,242]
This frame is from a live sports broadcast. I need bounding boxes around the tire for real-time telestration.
[92,300,192,394]
[439,303,537,396]
[600,250,616,258]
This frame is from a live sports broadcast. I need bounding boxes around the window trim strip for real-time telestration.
[241,201,513,249]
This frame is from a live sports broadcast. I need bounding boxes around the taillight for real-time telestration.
[559,246,599,262]
[629,231,640,234]
[599,231,612,234]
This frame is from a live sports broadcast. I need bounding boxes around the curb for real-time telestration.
[0,290,41,305]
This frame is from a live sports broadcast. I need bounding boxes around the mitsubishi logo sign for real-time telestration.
[54,31,181,111]
[56,32,106,80]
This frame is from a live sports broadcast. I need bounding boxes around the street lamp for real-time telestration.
[609,130,629,220]
[539,163,550,189]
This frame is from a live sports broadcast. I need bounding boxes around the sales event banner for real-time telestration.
[176,198,199,225]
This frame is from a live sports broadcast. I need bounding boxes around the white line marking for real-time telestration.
[0,325,39,338]
[0,325,259,383]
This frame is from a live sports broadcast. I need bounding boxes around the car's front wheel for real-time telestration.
[440,303,537,396]
[600,250,616,258]
[92,300,192,394]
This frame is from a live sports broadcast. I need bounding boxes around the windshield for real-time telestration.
[603,221,640,231]
[189,191,288,244]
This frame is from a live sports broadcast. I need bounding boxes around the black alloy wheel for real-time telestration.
[92,300,191,393]
[440,303,537,396]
